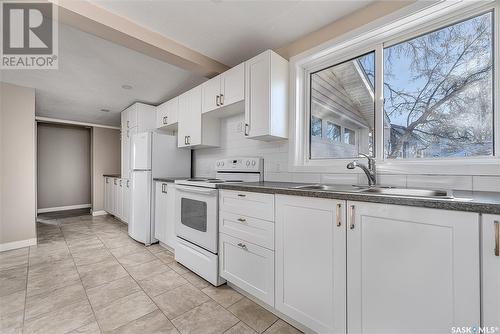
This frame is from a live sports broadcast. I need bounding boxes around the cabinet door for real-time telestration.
[154,182,168,243]
[482,214,500,329]
[347,201,480,334]
[127,105,138,129]
[219,233,274,306]
[275,195,346,334]
[221,62,244,107]
[166,97,179,125]
[165,184,177,249]
[121,131,130,178]
[110,178,117,215]
[188,85,202,146]
[202,75,222,114]
[245,51,270,138]
[122,179,130,224]
[156,102,168,129]
[116,179,123,220]
[104,177,110,213]
[177,91,190,148]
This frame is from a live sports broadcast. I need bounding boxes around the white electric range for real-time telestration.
[174,157,263,286]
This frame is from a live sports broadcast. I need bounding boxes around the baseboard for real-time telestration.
[0,238,37,252]
[37,204,91,213]
[91,210,107,216]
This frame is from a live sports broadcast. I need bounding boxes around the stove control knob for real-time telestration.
[246,160,250,166]
[221,162,224,166]
[216,162,220,167]
[251,160,256,166]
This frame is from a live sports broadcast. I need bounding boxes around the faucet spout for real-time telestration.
[347,154,377,186]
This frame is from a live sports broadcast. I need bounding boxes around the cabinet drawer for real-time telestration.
[219,233,274,306]
[219,190,274,221]
[219,211,274,250]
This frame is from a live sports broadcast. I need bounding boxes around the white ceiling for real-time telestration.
[91,0,374,67]
[0,23,206,126]
[1,1,374,126]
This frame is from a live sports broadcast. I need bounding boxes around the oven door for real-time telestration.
[175,185,218,253]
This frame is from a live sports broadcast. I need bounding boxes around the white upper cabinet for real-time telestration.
[245,50,288,141]
[202,63,245,115]
[482,214,500,330]
[122,102,156,132]
[275,195,346,334]
[156,97,179,130]
[347,201,480,334]
[178,86,220,149]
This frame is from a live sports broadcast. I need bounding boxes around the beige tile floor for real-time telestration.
[0,214,303,334]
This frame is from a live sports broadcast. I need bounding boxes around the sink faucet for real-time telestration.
[347,153,377,186]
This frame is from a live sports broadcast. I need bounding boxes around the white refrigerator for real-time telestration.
[129,132,191,244]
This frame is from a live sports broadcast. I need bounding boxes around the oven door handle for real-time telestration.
[175,185,218,196]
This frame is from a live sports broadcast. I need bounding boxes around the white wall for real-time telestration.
[193,113,500,192]
[37,123,91,210]
[0,83,37,249]
[91,127,120,213]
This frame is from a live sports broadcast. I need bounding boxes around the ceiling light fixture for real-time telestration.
[121,84,133,90]
[100,108,110,112]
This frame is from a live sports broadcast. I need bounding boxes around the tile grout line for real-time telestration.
[62,216,105,334]
[93,226,189,334]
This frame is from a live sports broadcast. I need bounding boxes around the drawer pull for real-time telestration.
[336,203,342,227]
[237,194,246,197]
[237,242,247,250]
[495,220,499,257]
[237,218,247,223]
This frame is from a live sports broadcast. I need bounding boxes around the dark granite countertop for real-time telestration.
[217,182,500,215]
[103,174,121,178]
[153,177,188,183]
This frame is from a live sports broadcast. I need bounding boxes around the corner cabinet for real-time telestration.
[275,195,346,334]
[177,85,219,148]
[245,50,288,141]
[482,214,500,330]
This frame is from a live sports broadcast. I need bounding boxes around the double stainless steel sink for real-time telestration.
[292,184,454,199]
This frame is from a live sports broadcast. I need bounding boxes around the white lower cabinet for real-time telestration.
[154,182,177,249]
[122,179,130,224]
[219,233,275,306]
[104,177,111,213]
[275,195,346,334]
[116,179,123,220]
[346,201,480,334]
[482,214,500,329]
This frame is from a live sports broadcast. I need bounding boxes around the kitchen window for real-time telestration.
[311,116,322,137]
[292,1,499,173]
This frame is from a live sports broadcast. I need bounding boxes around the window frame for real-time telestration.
[289,1,500,175]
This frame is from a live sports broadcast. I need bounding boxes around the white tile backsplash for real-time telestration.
[193,113,498,192]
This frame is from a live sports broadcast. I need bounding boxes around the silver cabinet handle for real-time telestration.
[184,136,188,145]
[336,203,342,227]
[163,116,168,125]
[244,123,249,136]
[220,94,224,105]
[216,95,220,106]
[237,218,247,223]
[349,205,355,229]
[187,136,191,145]
[162,183,168,193]
[126,180,130,188]
[119,180,122,187]
[495,220,499,257]
[237,194,246,197]
[237,242,247,250]
[127,120,129,128]
[114,179,117,185]
[106,178,109,184]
